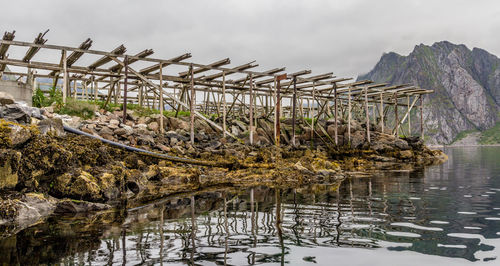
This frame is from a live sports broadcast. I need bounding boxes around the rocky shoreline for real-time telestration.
[0,100,447,235]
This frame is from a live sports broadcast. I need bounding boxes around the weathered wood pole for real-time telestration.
[189,64,195,145]
[364,87,371,143]
[394,92,399,138]
[159,62,164,133]
[420,95,424,139]
[222,71,227,137]
[62,50,67,104]
[407,95,411,136]
[379,91,384,133]
[138,83,143,107]
[348,86,352,143]
[94,78,98,101]
[73,79,77,99]
[311,82,316,142]
[334,83,338,145]
[275,78,281,146]
[123,56,129,124]
[249,74,254,145]
[275,74,286,146]
[291,76,297,146]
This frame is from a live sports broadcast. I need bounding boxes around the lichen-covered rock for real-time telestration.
[69,171,102,202]
[37,118,65,137]
[0,150,21,190]
[0,120,32,148]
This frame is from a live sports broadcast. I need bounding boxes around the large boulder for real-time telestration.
[0,92,15,105]
[37,118,65,137]
[0,121,32,147]
[166,117,189,131]
[0,104,31,124]
[350,131,366,148]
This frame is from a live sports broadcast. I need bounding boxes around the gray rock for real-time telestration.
[0,92,15,105]
[114,127,127,136]
[148,121,159,131]
[0,104,31,124]
[394,138,410,150]
[38,118,65,137]
[99,126,114,136]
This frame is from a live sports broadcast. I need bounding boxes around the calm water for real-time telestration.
[2,147,500,265]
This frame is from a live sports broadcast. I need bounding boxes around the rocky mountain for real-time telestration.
[358,41,500,144]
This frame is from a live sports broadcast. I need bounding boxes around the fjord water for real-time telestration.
[2,147,500,265]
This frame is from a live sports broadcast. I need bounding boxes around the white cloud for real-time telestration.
[2,0,500,78]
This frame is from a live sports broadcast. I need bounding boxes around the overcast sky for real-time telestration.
[3,0,500,79]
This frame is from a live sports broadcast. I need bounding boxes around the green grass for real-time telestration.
[479,122,500,144]
[452,129,479,144]
[58,99,97,119]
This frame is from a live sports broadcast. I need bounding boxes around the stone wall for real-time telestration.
[0,80,32,106]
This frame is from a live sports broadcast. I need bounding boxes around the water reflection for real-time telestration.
[1,147,500,265]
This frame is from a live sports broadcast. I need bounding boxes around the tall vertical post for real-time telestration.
[311,82,315,142]
[291,76,297,146]
[333,83,338,145]
[62,50,68,104]
[222,71,227,138]
[249,74,254,145]
[275,74,286,147]
[93,78,97,101]
[420,94,424,139]
[189,64,195,145]
[379,91,384,133]
[394,92,399,138]
[364,87,370,143]
[73,78,77,99]
[348,86,352,143]
[123,56,129,123]
[407,95,411,136]
[159,63,164,133]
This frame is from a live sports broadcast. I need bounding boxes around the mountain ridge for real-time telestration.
[358,41,500,144]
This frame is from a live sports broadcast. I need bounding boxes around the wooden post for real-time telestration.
[407,95,411,136]
[394,92,399,138]
[249,74,254,145]
[334,83,338,145]
[222,71,227,138]
[62,50,67,104]
[348,86,352,143]
[291,76,297,146]
[93,78,98,101]
[420,95,424,139]
[83,80,87,101]
[189,64,195,145]
[364,87,370,143]
[73,78,77,99]
[311,82,315,142]
[138,83,143,107]
[123,55,128,123]
[275,74,286,147]
[159,62,164,133]
[379,91,384,133]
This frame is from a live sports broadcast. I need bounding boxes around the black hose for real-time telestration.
[63,125,234,168]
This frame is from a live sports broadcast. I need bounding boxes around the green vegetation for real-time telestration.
[303,117,317,125]
[58,99,97,119]
[479,122,500,144]
[32,86,63,110]
[452,129,478,144]
[32,87,193,120]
